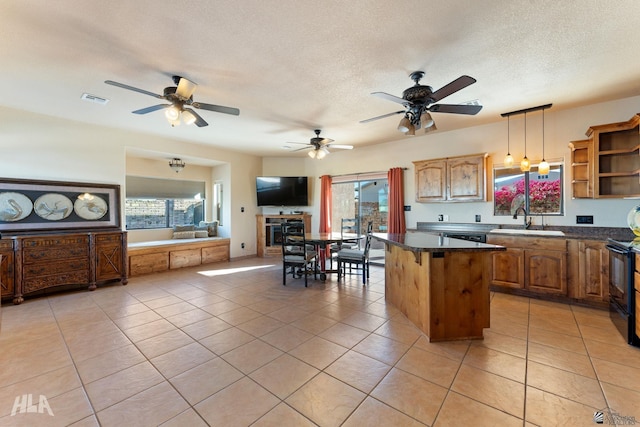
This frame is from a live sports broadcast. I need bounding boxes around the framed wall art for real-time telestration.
[0,178,121,232]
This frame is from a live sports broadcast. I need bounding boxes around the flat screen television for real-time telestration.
[256,176,309,206]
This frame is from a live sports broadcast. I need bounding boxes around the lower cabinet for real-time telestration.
[567,239,609,303]
[525,248,567,295]
[488,234,609,306]
[487,235,567,297]
[489,247,524,289]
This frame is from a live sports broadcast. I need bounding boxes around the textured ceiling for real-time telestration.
[2,1,640,158]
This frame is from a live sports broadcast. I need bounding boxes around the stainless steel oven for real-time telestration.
[606,239,638,346]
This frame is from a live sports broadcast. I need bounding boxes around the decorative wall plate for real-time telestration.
[34,193,73,221]
[0,192,33,222]
[74,195,108,220]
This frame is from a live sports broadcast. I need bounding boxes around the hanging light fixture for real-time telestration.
[169,158,185,173]
[538,108,550,175]
[504,115,514,167]
[520,112,531,172]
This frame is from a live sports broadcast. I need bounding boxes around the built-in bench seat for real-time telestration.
[128,237,230,277]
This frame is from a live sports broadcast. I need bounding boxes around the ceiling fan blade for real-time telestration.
[429,103,483,115]
[176,77,197,99]
[105,80,164,99]
[318,138,334,144]
[292,146,312,152]
[372,92,411,106]
[184,108,208,127]
[328,144,353,150]
[359,110,405,123]
[430,75,476,102]
[132,104,172,114]
[191,101,240,116]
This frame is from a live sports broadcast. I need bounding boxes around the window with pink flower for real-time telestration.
[494,162,563,216]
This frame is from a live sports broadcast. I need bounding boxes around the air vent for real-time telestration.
[81,93,109,105]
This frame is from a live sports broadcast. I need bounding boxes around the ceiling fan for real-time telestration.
[360,71,482,135]
[288,129,353,159]
[104,75,239,127]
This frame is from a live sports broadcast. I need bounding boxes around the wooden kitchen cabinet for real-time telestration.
[489,246,524,289]
[487,234,567,297]
[568,139,593,198]
[567,239,609,304]
[414,159,447,201]
[525,248,567,295]
[413,153,487,203]
[570,113,640,198]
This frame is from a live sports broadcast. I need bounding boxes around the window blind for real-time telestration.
[126,176,206,199]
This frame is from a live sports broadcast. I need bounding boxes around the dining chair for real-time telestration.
[281,221,317,287]
[330,217,360,268]
[337,222,373,285]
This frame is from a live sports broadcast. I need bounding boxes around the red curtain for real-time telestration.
[319,175,332,256]
[387,167,406,234]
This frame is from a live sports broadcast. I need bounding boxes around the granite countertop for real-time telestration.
[372,232,505,253]
[411,222,636,241]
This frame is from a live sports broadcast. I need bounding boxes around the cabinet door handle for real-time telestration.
[606,245,628,255]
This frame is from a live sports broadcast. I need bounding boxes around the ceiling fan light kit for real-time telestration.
[361,70,483,135]
[289,129,353,159]
[105,75,239,128]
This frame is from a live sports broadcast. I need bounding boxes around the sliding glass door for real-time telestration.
[332,176,388,265]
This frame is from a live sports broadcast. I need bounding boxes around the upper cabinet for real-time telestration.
[414,153,487,203]
[569,113,640,198]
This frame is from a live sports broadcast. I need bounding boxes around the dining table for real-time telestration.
[305,232,362,281]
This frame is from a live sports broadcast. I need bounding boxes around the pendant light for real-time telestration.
[504,115,514,167]
[520,112,531,172]
[538,108,550,175]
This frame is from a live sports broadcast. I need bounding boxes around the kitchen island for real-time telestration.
[372,233,505,342]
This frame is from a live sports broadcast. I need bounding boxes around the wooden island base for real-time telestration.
[382,237,497,342]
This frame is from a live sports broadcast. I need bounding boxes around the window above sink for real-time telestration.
[493,161,564,216]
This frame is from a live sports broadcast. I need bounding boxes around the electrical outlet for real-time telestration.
[475,214,481,223]
[443,215,449,222]
[404,205,411,211]
[438,214,444,221]
[576,215,593,224]
[241,242,245,249]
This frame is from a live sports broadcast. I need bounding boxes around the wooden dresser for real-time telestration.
[1,230,127,304]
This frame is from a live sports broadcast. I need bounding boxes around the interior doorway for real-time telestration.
[332,176,388,265]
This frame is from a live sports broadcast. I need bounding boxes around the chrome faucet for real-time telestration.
[513,207,532,229]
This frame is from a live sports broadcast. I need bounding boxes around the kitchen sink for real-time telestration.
[489,229,565,236]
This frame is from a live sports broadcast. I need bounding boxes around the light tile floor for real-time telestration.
[1,257,639,426]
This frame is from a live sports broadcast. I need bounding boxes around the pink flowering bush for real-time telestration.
[495,178,561,215]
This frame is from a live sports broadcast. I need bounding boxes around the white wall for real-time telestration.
[264,95,640,232]
[0,106,262,258]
